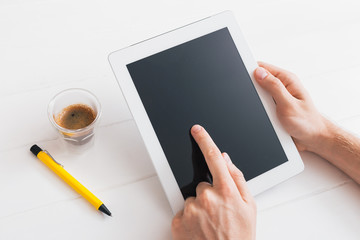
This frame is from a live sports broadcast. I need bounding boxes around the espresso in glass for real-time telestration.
[48,88,101,148]
[55,104,96,130]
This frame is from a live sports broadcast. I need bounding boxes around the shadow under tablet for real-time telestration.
[180,130,213,199]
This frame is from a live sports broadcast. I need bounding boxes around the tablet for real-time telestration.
[109,11,304,214]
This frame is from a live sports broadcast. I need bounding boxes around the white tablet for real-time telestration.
[109,11,304,214]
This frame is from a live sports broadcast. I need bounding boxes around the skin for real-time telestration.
[256,62,360,185]
[172,125,257,240]
[172,61,360,240]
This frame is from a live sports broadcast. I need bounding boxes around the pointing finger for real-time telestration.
[191,125,232,186]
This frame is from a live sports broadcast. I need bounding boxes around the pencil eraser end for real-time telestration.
[30,144,42,156]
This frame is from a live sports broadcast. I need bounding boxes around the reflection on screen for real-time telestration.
[127,28,288,198]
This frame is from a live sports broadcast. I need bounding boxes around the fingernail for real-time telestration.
[223,152,232,164]
[192,124,202,133]
[255,67,268,81]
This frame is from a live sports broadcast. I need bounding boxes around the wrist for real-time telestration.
[305,117,337,154]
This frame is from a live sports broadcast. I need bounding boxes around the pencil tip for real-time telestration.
[98,204,112,217]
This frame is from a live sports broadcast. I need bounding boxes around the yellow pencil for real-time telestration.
[30,144,111,216]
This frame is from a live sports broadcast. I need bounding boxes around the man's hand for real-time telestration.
[171,125,257,240]
[254,62,360,184]
[254,62,328,151]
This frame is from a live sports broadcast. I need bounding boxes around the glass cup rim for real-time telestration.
[47,88,102,134]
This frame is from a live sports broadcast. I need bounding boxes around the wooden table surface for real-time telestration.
[1,0,360,239]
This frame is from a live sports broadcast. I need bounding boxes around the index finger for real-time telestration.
[191,125,232,185]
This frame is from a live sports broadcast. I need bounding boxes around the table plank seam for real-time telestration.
[0,73,111,99]
[0,173,157,221]
[0,118,134,153]
[258,179,353,213]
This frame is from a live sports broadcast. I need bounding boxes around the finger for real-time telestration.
[171,211,184,239]
[254,67,294,107]
[222,152,253,202]
[183,196,197,217]
[191,125,233,185]
[195,181,212,196]
[184,196,196,208]
[258,61,291,79]
[258,62,306,99]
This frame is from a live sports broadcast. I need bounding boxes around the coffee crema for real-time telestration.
[55,104,96,130]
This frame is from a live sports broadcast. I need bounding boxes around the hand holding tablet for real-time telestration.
[172,125,256,240]
[255,62,330,152]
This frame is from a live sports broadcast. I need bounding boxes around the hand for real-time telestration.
[171,125,257,240]
[254,62,328,151]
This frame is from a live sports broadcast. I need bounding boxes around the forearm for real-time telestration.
[307,118,360,185]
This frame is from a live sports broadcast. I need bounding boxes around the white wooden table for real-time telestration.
[1,0,360,239]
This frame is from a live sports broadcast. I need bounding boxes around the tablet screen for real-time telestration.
[127,27,288,197]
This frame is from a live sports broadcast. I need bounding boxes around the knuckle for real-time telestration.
[183,201,197,217]
[283,72,299,85]
[196,182,210,193]
[277,102,296,115]
[218,182,234,196]
[280,69,296,79]
[206,146,219,158]
[245,195,257,211]
[171,216,182,231]
[198,188,212,201]
[199,193,211,205]
[198,190,215,211]
[198,181,210,188]
[268,78,282,89]
[233,168,245,180]
[287,72,297,79]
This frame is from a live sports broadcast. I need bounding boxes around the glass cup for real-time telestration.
[48,88,101,151]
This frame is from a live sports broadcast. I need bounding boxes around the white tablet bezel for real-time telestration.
[109,11,304,214]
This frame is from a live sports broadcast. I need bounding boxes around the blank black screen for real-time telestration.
[127,28,288,194]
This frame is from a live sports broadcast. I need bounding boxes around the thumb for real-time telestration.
[254,67,293,107]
